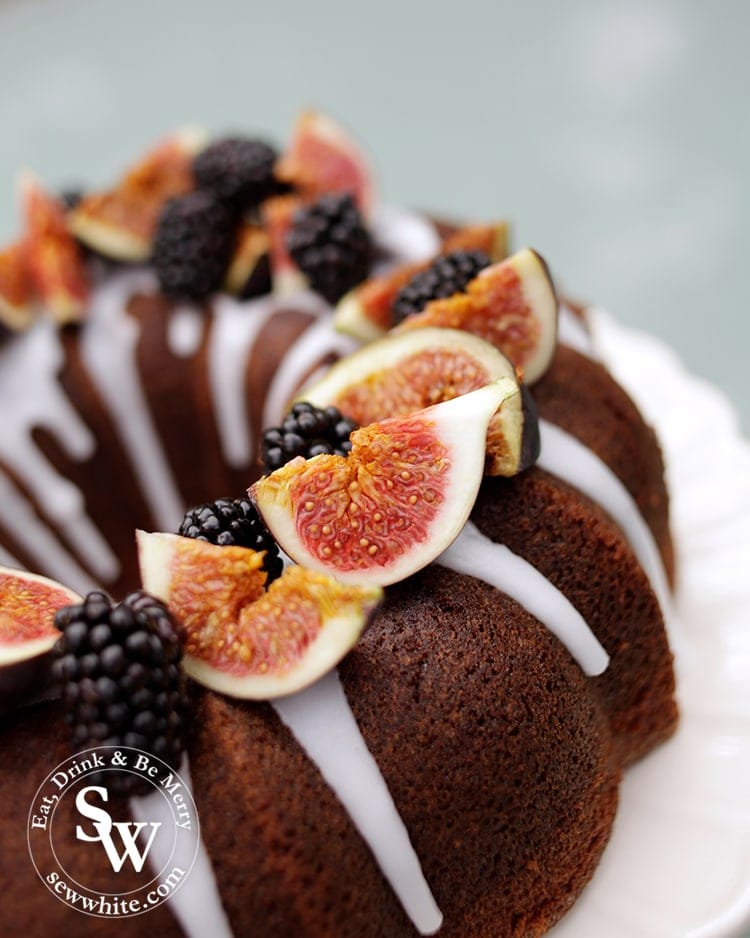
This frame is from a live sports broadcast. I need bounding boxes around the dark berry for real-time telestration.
[179,496,283,584]
[286,192,372,303]
[391,249,491,325]
[193,137,278,208]
[152,190,237,302]
[59,189,84,212]
[52,590,189,796]
[262,402,358,473]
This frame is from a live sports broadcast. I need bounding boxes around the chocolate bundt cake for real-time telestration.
[0,113,677,936]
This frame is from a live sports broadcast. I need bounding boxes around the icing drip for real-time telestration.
[273,670,443,936]
[370,204,441,268]
[207,294,286,469]
[263,313,359,427]
[537,419,672,616]
[0,322,119,582]
[439,522,610,676]
[131,755,233,938]
[0,470,98,594]
[168,304,206,358]
[80,271,185,533]
[558,307,596,356]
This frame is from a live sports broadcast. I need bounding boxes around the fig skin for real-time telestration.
[519,384,542,473]
[298,327,534,479]
[137,530,383,700]
[396,247,559,385]
[251,382,516,586]
[0,566,81,714]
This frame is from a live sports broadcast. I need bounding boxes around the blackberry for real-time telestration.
[262,401,358,473]
[392,249,491,325]
[51,590,188,796]
[286,192,372,303]
[179,496,283,583]
[152,189,237,301]
[59,188,84,212]
[193,137,278,209]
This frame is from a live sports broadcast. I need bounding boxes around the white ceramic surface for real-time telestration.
[548,313,750,938]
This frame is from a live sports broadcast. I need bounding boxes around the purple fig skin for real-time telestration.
[0,648,60,715]
[519,385,541,473]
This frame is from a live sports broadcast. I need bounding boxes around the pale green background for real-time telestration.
[0,0,748,438]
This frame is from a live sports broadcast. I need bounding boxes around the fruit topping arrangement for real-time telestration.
[250,382,515,586]
[0,110,380,331]
[0,111,566,787]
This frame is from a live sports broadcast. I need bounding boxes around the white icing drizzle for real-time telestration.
[0,469,98,594]
[439,522,610,676]
[207,294,285,469]
[537,419,672,617]
[558,306,596,356]
[131,755,234,938]
[0,322,119,582]
[273,670,443,936]
[168,304,206,358]
[262,314,359,427]
[80,270,185,533]
[370,204,441,268]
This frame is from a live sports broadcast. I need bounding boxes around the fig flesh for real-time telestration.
[250,381,515,586]
[276,110,374,214]
[298,327,538,476]
[20,172,89,324]
[68,128,206,262]
[334,221,509,341]
[395,248,558,384]
[0,566,82,710]
[0,241,35,331]
[262,194,308,295]
[137,532,382,699]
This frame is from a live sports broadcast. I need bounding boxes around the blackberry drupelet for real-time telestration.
[262,401,358,473]
[392,249,491,325]
[193,137,279,209]
[286,192,372,303]
[179,496,283,583]
[51,590,188,796]
[59,189,84,212]
[152,190,237,301]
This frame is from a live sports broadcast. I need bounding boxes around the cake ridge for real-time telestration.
[439,522,609,676]
[537,418,672,618]
[274,669,443,935]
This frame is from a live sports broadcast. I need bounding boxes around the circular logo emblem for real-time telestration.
[27,746,200,918]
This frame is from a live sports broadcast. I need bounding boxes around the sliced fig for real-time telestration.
[68,127,206,262]
[262,193,308,294]
[0,240,35,330]
[0,566,81,710]
[441,221,509,260]
[395,248,558,384]
[223,222,271,297]
[250,381,514,586]
[137,531,382,699]
[276,110,374,213]
[334,221,509,341]
[298,327,537,476]
[20,172,89,324]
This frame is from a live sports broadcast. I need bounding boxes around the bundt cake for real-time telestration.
[0,112,678,937]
